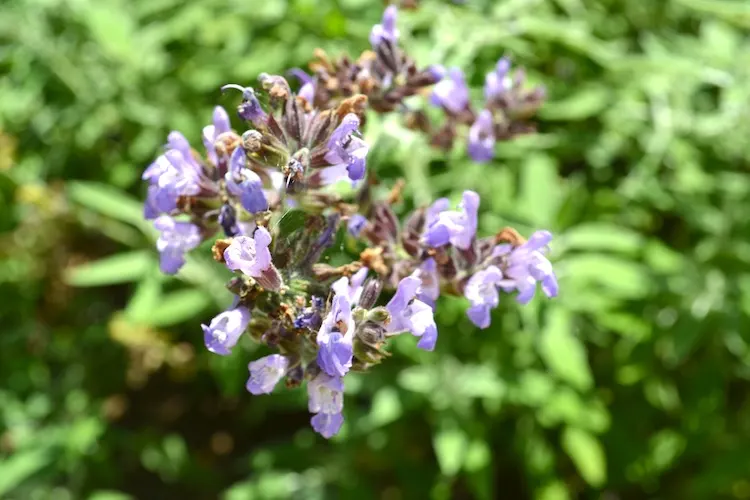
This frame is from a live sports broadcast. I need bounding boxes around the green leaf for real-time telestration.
[0,449,52,496]
[365,387,403,429]
[88,492,134,500]
[276,209,307,239]
[433,427,467,477]
[144,289,212,327]
[67,181,148,230]
[539,87,611,121]
[558,223,644,255]
[125,272,163,322]
[538,307,593,391]
[537,481,570,500]
[517,154,560,227]
[560,254,653,299]
[561,427,606,487]
[64,250,154,287]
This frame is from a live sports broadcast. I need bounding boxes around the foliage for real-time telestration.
[1,0,750,498]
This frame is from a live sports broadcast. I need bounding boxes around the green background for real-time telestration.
[2,0,750,498]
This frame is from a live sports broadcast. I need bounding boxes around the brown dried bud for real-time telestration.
[336,94,368,121]
[241,130,264,153]
[495,226,525,246]
[212,239,232,263]
[360,247,389,276]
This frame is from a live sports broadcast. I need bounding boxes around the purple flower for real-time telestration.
[468,110,496,162]
[464,265,503,329]
[413,258,440,308]
[495,230,559,304]
[289,68,315,105]
[311,412,343,439]
[294,296,324,329]
[423,190,480,250]
[347,214,368,237]
[226,147,268,213]
[324,114,368,182]
[430,68,469,115]
[142,144,207,216]
[385,276,439,351]
[222,85,267,125]
[484,57,512,102]
[201,306,252,356]
[246,354,289,394]
[370,5,399,48]
[317,295,356,377]
[153,215,201,274]
[202,106,231,166]
[331,267,369,305]
[308,372,344,415]
[224,227,273,278]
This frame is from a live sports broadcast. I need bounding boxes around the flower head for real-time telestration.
[423,190,479,250]
[202,306,252,356]
[153,216,201,274]
[246,354,289,394]
[324,114,368,182]
[386,276,438,351]
[464,265,503,329]
[468,110,496,162]
[430,68,469,115]
[496,230,559,304]
[370,5,399,48]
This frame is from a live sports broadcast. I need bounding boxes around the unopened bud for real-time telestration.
[241,130,264,152]
[359,278,383,309]
[365,306,390,324]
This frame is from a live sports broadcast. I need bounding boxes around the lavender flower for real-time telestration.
[222,85,267,125]
[413,258,440,308]
[311,412,344,439]
[246,354,290,394]
[468,110,496,162]
[289,68,315,105]
[317,295,356,377]
[495,230,559,304]
[142,148,204,217]
[347,214,368,237]
[386,276,438,351]
[484,57,512,102]
[423,190,479,250]
[224,227,272,276]
[464,265,503,329]
[430,68,469,115]
[202,306,252,355]
[153,215,201,274]
[202,106,232,165]
[331,267,369,305]
[369,5,399,48]
[324,114,368,182]
[308,372,344,415]
[294,296,324,330]
[226,147,268,213]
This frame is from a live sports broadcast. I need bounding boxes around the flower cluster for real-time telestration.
[141,5,557,439]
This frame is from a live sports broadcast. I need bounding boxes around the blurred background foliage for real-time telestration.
[2,0,750,498]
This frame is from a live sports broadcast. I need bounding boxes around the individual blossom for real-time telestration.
[369,5,399,48]
[464,265,503,329]
[225,147,269,213]
[289,68,316,105]
[423,190,479,250]
[429,67,469,115]
[294,296,324,330]
[202,106,232,166]
[385,276,438,351]
[317,295,357,377]
[324,113,369,182]
[153,215,202,274]
[223,227,283,290]
[347,214,368,237]
[202,305,252,356]
[495,230,559,304]
[467,109,496,162]
[413,258,440,308]
[222,84,267,125]
[308,372,345,415]
[311,412,344,439]
[484,57,512,102]
[246,354,290,394]
[331,267,369,305]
